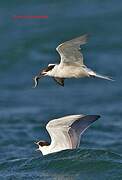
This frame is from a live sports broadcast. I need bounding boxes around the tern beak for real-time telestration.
[34,142,40,152]
[34,141,39,145]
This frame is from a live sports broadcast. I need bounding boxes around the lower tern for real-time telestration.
[35,114,100,155]
[33,34,113,87]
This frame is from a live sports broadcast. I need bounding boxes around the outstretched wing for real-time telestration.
[56,34,88,66]
[69,115,100,148]
[46,114,100,150]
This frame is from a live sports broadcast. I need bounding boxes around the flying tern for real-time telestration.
[35,114,100,155]
[33,34,113,87]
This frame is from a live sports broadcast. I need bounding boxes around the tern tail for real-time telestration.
[93,73,114,81]
[85,67,114,81]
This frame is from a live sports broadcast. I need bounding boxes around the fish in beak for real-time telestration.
[33,65,55,88]
[33,70,46,88]
[33,76,39,88]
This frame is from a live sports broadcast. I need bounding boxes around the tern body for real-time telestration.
[33,34,113,87]
[35,114,100,155]
[45,64,89,78]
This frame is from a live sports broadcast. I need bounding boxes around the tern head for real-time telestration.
[41,64,56,75]
[33,64,56,88]
[35,140,50,152]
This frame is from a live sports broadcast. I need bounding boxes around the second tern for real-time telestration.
[35,114,100,155]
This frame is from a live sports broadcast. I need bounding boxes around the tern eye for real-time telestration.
[39,142,43,146]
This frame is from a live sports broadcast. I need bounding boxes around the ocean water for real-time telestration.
[0,0,122,179]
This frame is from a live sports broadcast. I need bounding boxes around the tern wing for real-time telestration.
[56,34,88,66]
[46,114,100,150]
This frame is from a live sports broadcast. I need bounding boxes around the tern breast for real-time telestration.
[49,64,89,78]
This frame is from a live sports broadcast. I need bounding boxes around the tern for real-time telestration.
[33,34,113,87]
[35,114,100,155]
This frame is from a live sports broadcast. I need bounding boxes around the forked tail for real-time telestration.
[93,73,114,81]
[86,68,114,81]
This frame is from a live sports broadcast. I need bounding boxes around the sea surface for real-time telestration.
[0,0,122,179]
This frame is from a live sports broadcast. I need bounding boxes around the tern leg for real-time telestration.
[53,77,65,86]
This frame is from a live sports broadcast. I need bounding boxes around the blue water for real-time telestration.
[0,0,122,179]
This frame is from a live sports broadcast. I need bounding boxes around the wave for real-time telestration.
[4,148,120,172]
